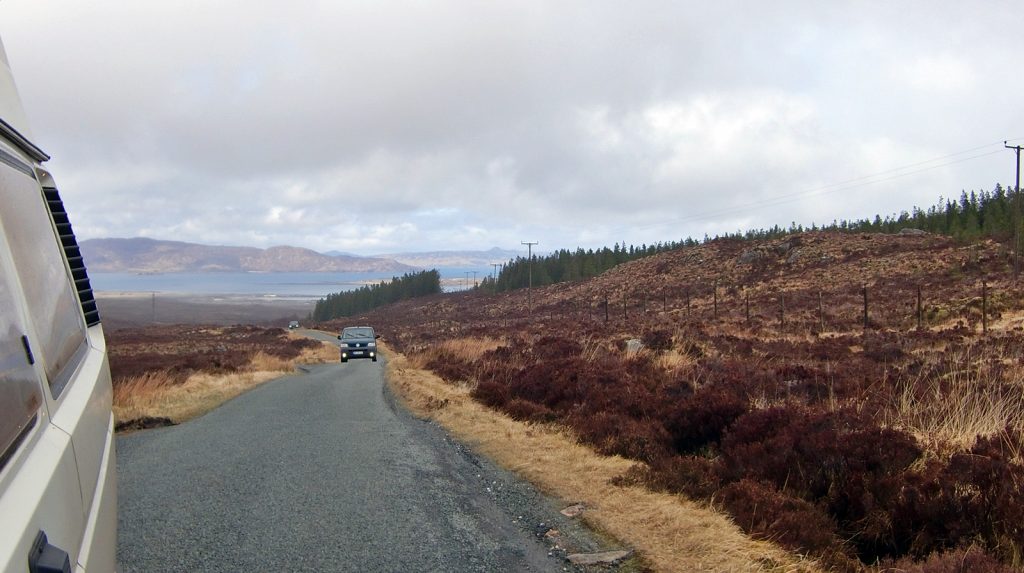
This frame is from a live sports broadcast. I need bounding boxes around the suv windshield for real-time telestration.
[342,328,374,339]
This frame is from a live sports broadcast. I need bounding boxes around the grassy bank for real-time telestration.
[384,343,817,573]
[109,326,337,427]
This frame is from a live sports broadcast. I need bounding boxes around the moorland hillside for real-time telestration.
[329,230,1024,571]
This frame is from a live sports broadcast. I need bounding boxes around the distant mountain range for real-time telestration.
[80,238,523,273]
[80,238,415,273]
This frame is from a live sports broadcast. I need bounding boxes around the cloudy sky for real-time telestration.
[2,1,1022,254]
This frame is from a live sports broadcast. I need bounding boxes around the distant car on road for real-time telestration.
[337,326,379,363]
[288,320,300,329]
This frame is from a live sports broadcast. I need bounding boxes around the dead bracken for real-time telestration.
[338,231,1024,572]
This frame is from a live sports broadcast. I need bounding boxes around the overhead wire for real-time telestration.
[617,138,1022,233]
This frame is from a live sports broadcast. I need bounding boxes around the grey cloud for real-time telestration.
[2,1,1022,252]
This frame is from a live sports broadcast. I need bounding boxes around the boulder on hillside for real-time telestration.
[898,228,928,236]
[738,249,764,264]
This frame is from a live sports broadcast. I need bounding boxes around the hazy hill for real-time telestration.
[380,247,522,268]
[81,238,415,273]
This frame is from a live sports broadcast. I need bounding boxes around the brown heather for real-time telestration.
[386,345,817,573]
[328,231,1024,571]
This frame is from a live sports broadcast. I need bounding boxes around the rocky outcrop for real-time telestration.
[898,228,928,236]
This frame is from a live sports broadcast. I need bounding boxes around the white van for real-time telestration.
[0,35,117,573]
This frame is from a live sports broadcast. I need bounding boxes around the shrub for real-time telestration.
[424,356,475,383]
[634,455,721,499]
[717,479,843,558]
[471,379,510,409]
[532,336,583,361]
[664,388,748,454]
[719,407,923,561]
[571,411,671,463]
[888,436,1024,562]
[503,398,556,423]
[641,328,674,352]
[878,546,1015,573]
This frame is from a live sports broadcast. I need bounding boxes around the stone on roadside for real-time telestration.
[567,550,634,566]
[559,503,586,518]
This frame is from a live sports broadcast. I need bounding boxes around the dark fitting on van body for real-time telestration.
[20,335,34,365]
[28,531,71,573]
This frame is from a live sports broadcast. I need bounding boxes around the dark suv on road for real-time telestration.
[337,326,378,363]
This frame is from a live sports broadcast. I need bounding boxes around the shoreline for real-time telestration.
[95,291,315,329]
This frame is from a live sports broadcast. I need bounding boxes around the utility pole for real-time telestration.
[464,271,470,291]
[472,270,477,288]
[491,263,500,281]
[521,241,538,316]
[1007,141,1022,279]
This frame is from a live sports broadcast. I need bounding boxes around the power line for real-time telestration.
[622,139,1019,233]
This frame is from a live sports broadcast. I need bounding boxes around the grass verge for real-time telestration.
[113,340,337,426]
[384,344,819,573]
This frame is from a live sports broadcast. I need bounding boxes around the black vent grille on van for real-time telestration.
[42,186,100,326]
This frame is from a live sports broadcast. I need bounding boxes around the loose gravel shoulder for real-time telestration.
[117,355,626,572]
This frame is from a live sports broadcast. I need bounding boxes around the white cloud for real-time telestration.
[894,54,976,92]
[0,0,1021,253]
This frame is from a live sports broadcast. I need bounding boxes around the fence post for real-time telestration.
[982,281,988,335]
[818,291,824,332]
[780,292,785,328]
[745,289,750,324]
[604,294,609,323]
[863,286,869,329]
[713,280,718,319]
[921,286,929,331]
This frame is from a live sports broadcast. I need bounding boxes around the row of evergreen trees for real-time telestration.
[482,184,1019,292]
[312,270,441,320]
[312,183,1017,318]
[479,241,691,292]
[721,184,1018,243]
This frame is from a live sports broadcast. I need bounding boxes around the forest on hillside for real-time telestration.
[482,184,1019,291]
[312,270,441,320]
[312,184,1018,319]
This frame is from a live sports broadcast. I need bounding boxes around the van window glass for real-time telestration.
[0,257,43,468]
[0,160,86,397]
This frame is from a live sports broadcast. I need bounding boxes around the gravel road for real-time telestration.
[117,343,619,572]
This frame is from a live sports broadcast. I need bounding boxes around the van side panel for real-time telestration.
[48,327,114,526]
[72,416,116,573]
[0,425,85,573]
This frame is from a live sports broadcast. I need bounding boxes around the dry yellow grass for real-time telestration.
[113,341,338,424]
[408,336,505,368]
[886,346,1024,457]
[384,345,820,573]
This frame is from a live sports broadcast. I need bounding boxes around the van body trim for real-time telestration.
[0,117,48,162]
[0,413,37,473]
[0,144,34,178]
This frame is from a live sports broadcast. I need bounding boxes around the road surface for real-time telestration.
[116,337,614,572]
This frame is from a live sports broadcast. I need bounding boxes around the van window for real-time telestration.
[0,261,42,470]
[0,156,86,398]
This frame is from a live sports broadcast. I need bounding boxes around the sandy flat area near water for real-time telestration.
[95,291,315,330]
